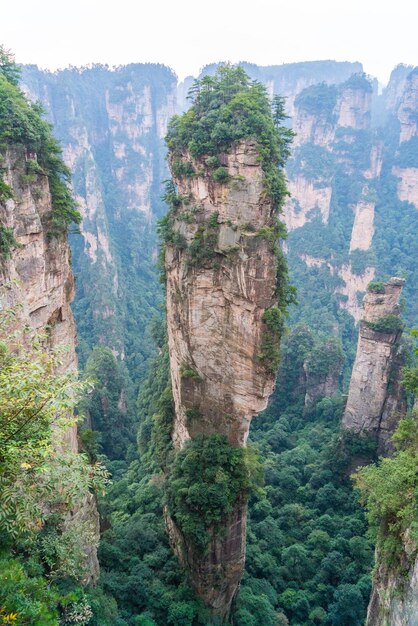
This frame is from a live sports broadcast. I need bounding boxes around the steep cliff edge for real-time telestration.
[367,557,418,626]
[0,60,99,582]
[162,67,292,623]
[342,278,406,455]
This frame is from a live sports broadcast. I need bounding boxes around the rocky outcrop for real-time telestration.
[367,549,418,626]
[383,65,413,114]
[166,140,279,450]
[397,68,418,144]
[292,112,335,148]
[284,176,332,231]
[336,81,372,129]
[342,278,406,454]
[164,140,281,620]
[0,145,99,582]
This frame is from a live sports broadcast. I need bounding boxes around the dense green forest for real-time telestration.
[91,325,375,626]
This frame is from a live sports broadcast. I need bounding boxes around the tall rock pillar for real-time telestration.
[342,277,406,454]
[164,139,282,622]
[162,68,291,623]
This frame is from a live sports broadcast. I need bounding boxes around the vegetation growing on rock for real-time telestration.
[165,435,262,552]
[364,314,404,333]
[166,65,293,211]
[0,46,81,236]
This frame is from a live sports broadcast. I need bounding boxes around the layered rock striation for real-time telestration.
[166,140,280,449]
[342,278,406,454]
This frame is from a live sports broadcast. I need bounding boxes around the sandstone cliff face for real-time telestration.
[0,145,99,582]
[336,84,372,129]
[166,140,279,450]
[397,69,418,144]
[165,140,280,620]
[283,74,382,326]
[292,109,335,148]
[284,176,332,231]
[0,147,77,442]
[367,550,418,626]
[342,278,406,454]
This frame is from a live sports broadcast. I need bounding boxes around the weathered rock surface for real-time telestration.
[165,140,281,620]
[0,145,99,582]
[342,278,406,454]
[166,141,279,450]
[367,548,418,626]
[284,176,332,231]
[336,84,372,129]
[397,68,418,144]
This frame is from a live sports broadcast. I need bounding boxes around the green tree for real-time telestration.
[328,584,364,626]
[0,305,109,622]
[0,45,20,86]
[81,346,135,460]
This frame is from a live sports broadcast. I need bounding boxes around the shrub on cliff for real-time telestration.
[364,314,403,333]
[165,434,263,551]
[0,45,81,236]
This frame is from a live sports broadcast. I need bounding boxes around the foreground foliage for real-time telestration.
[0,303,109,624]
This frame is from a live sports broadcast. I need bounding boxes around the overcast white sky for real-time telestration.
[2,0,417,85]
